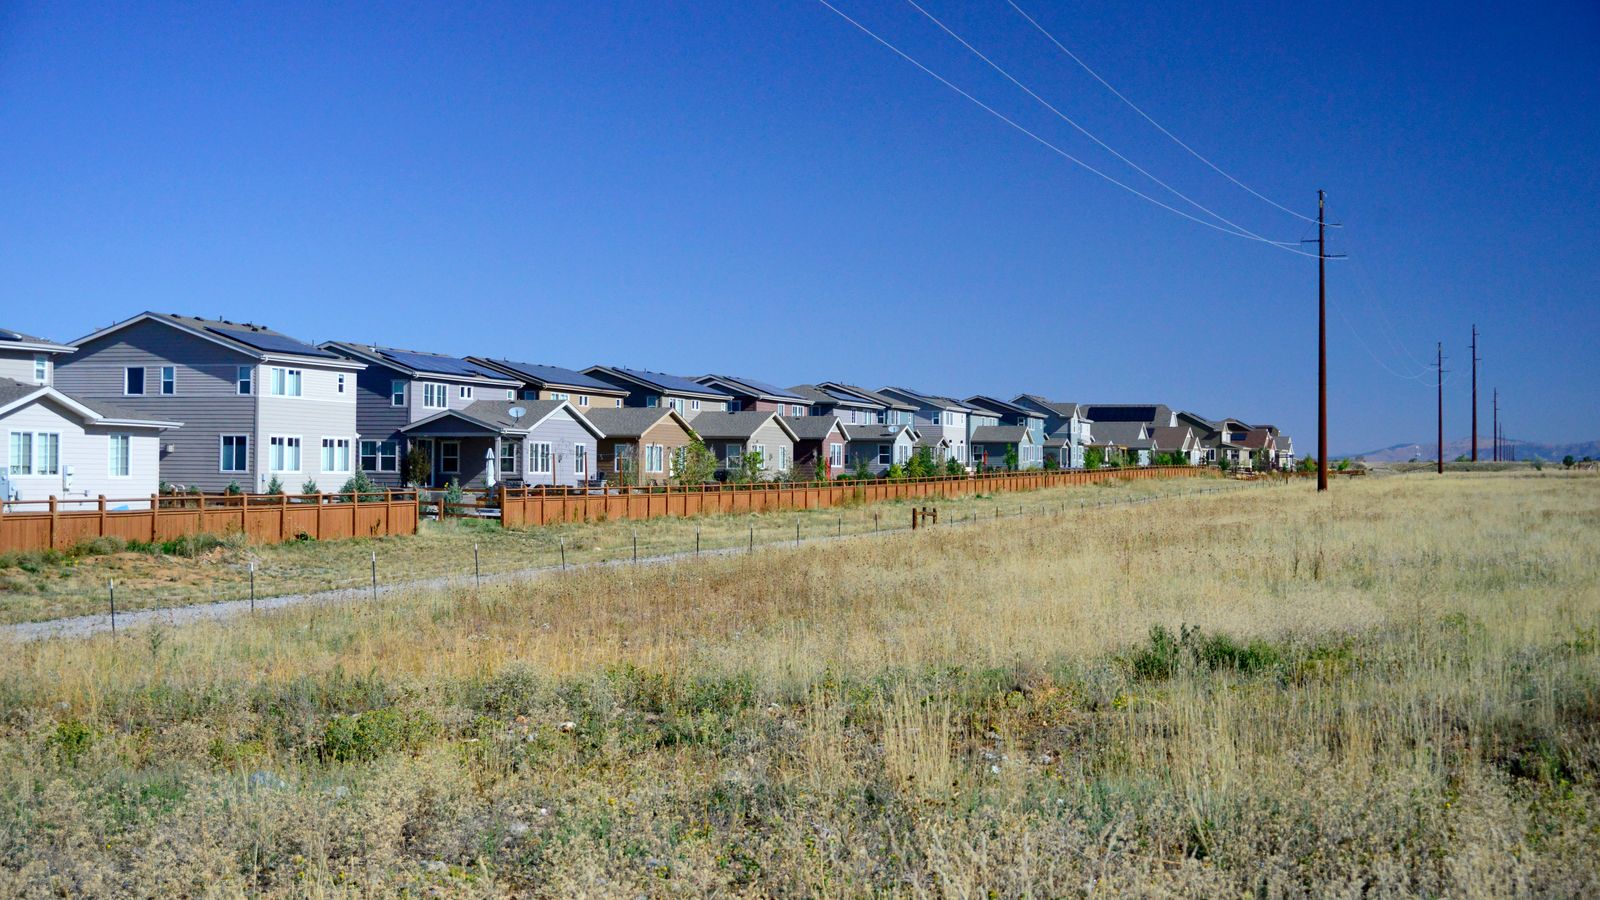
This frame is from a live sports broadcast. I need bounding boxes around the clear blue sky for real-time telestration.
[2,1,1596,453]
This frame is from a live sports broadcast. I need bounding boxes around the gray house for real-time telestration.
[786,384,880,424]
[1013,395,1094,469]
[820,382,916,426]
[878,386,974,466]
[400,399,603,489]
[582,366,732,418]
[466,358,629,410]
[965,396,1046,469]
[57,313,364,493]
[970,425,1036,471]
[688,411,799,480]
[841,423,919,476]
[321,343,522,488]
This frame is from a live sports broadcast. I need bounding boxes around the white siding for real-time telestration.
[1,397,161,508]
[256,364,360,492]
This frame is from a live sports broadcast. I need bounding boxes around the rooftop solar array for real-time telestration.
[610,366,730,397]
[208,326,338,358]
[488,359,618,391]
[378,349,497,378]
[1084,405,1161,423]
[0,330,21,341]
[716,375,804,400]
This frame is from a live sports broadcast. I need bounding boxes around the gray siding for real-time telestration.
[523,409,596,487]
[55,318,256,492]
[0,349,50,385]
[351,361,415,487]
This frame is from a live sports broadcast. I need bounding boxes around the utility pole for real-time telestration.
[1470,325,1479,462]
[1317,190,1329,492]
[1434,342,1445,475]
[1491,389,1499,461]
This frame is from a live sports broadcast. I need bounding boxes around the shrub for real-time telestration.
[338,470,383,503]
[1085,447,1103,470]
[1563,455,1575,468]
[48,719,95,767]
[301,478,320,496]
[320,707,431,762]
[1003,446,1019,471]
[1043,454,1059,470]
[443,478,466,510]
[945,456,964,476]
[885,463,905,480]
[264,476,284,495]
[673,439,717,486]
[224,481,243,495]
[404,446,431,487]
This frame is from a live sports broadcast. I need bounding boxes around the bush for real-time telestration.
[1563,455,1575,468]
[404,446,431,488]
[885,463,905,481]
[945,456,964,476]
[673,438,717,486]
[338,470,383,503]
[1043,454,1059,470]
[443,478,466,510]
[224,481,243,495]
[1127,625,1288,681]
[301,478,320,496]
[48,719,95,767]
[320,707,431,762]
[264,476,284,495]
[1085,447,1103,470]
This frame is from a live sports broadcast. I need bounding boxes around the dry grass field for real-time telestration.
[0,472,1595,896]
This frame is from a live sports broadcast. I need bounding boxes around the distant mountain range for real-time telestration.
[1337,438,1600,463]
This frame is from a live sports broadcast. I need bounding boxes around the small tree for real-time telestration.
[1043,453,1060,471]
[1003,446,1019,471]
[1084,447,1103,470]
[885,462,906,480]
[852,456,872,481]
[339,470,382,503]
[672,438,717,486]
[1563,455,1576,468]
[1217,456,1230,473]
[813,454,828,483]
[906,447,935,479]
[1335,458,1351,472]
[224,481,243,495]
[404,446,431,488]
[730,449,765,484]
[1297,456,1317,473]
[301,478,320,496]
[443,478,465,512]
[264,475,285,495]
[945,456,964,476]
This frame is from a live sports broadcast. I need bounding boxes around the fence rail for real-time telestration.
[497,466,1208,528]
[0,490,421,554]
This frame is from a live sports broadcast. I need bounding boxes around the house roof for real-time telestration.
[879,386,974,411]
[780,415,847,441]
[1239,428,1276,450]
[0,377,178,429]
[1014,395,1089,420]
[787,383,877,409]
[75,312,358,366]
[687,410,799,441]
[841,423,916,443]
[970,425,1032,444]
[1088,421,1150,446]
[1148,426,1197,451]
[585,366,732,401]
[1082,403,1174,426]
[400,399,604,439]
[322,342,516,384]
[697,374,805,402]
[0,328,74,354]
[966,395,1041,420]
[916,433,951,449]
[820,382,916,411]
[470,358,627,394]
[582,406,698,440]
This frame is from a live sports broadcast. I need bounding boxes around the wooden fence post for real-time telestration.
[97,494,107,538]
[48,496,58,549]
[149,494,159,542]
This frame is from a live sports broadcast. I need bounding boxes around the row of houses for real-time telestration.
[0,312,1294,505]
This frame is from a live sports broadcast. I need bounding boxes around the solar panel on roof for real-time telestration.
[1086,406,1159,422]
[491,360,616,391]
[208,326,338,358]
[723,376,803,400]
[615,367,728,396]
[379,349,494,378]
[0,330,21,341]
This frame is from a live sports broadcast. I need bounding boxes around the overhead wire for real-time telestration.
[901,0,1301,249]
[812,0,1320,258]
[1005,0,1318,225]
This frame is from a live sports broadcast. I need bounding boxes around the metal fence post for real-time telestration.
[108,578,116,635]
[748,523,754,554]
[370,550,377,602]
[249,560,256,614]
[795,521,800,547]
[695,528,700,557]
[632,528,638,565]
[559,537,567,570]
[474,543,481,590]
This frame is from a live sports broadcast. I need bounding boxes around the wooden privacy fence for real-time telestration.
[0,490,420,553]
[498,465,1209,528]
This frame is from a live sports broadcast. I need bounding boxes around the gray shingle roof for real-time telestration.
[0,377,40,408]
[1149,426,1196,450]
[966,395,1040,419]
[970,425,1030,444]
[781,415,845,440]
[583,407,693,440]
[1088,422,1149,446]
[0,328,72,350]
[0,377,175,426]
[822,382,915,411]
[475,359,624,393]
[841,423,912,442]
[699,374,804,402]
[688,411,783,440]
[880,386,973,411]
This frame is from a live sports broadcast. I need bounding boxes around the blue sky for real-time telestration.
[2,1,1595,453]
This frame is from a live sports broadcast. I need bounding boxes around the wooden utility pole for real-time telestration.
[1317,190,1329,492]
[1470,325,1479,462]
[1492,389,1499,461]
[1435,342,1445,475]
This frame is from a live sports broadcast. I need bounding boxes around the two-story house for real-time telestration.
[57,313,362,494]
[877,387,973,466]
[819,382,916,427]
[583,366,732,418]
[786,384,880,424]
[841,423,919,476]
[1013,395,1094,468]
[783,415,850,480]
[965,396,1046,469]
[319,343,524,488]
[695,375,810,417]
[467,358,629,410]
[689,411,799,480]
[1,327,176,506]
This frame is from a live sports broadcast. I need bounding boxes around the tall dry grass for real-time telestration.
[0,472,1594,896]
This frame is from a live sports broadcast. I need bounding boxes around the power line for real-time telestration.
[1005,0,1317,225]
[812,0,1320,258]
[1348,251,1431,372]
[902,0,1301,249]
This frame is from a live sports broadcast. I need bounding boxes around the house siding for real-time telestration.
[256,365,360,493]
[350,361,413,487]
[54,318,257,492]
[1,396,161,506]
[523,410,597,487]
[0,351,51,385]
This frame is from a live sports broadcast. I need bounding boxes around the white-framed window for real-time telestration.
[422,383,447,408]
[792,404,805,416]
[108,433,131,477]
[828,442,843,468]
[439,440,459,474]
[390,380,407,407]
[877,444,891,466]
[159,365,175,395]
[269,436,302,472]
[645,443,664,473]
[777,446,788,470]
[7,431,58,476]
[752,443,765,468]
[321,438,352,473]
[577,395,588,407]
[506,390,515,400]
[32,354,47,384]
[336,374,346,394]
[613,398,622,407]
[220,435,249,473]
[668,398,684,414]
[124,367,145,396]
[550,391,569,401]
[269,367,302,397]
[237,366,253,395]
[930,412,941,426]
[725,445,741,467]
[359,440,398,473]
[645,395,659,408]
[574,444,587,475]
[691,399,701,412]
[459,385,473,400]
[529,442,551,474]
[499,439,520,474]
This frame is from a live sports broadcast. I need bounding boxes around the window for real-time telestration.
[321,438,352,473]
[459,385,473,400]
[500,440,520,474]
[646,396,659,408]
[614,398,622,407]
[691,399,701,412]
[439,440,459,474]
[753,443,765,468]
[828,442,843,468]
[108,434,131,477]
[422,383,447,408]
[577,395,589,407]
[269,436,301,472]
[529,442,551,473]
[237,366,253,395]
[33,354,47,384]
[728,399,741,412]
[220,435,249,473]
[7,432,30,475]
[124,367,145,395]
[336,374,346,394]
[550,392,569,401]
[792,404,805,417]
[574,444,587,475]
[160,366,175,395]
[506,390,515,400]
[645,443,664,473]
[668,398,684,414]
[725,445,741,467]
[877,444,891,466]
[777,447,788,470]
[359,440,398,472]
[391,380,407,406]
[270,367,302,397]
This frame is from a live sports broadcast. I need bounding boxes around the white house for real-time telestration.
[1,328,177,509]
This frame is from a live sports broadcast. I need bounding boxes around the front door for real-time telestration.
[410,438,434,487]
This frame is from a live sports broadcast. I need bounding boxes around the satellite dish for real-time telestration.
[508,406,526,420]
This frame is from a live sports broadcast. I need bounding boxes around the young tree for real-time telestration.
[1043,453,1060,471]
[339,470,381,503]
[731,449,765,484]
[1003,446,1019,471]
[1563,455,1576,468]
[1084,447,1103,470]
[813,454,828,483]
[851,456,872,481]
[672,438,717,486]
[885,462,906,480]
[404,446,431,488]
[264,475,285,495]
[906,447,935,479]
[944,456,964,476]
[301,478,320,496]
